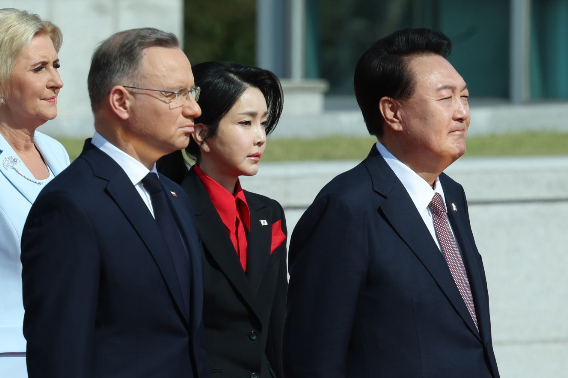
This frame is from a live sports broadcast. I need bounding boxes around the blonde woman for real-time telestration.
[0,9,68,376]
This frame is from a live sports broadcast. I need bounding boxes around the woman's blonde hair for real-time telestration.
[0,8,62,99]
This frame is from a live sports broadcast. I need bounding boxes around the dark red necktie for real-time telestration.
[429,193,478,331]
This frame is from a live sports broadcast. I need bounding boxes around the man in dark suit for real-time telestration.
[283,28,500,378]
[21,28,208,378]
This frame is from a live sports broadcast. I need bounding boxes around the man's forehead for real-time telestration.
[139,46,192,84]
[408,54,466,90]
[140,46,185,67]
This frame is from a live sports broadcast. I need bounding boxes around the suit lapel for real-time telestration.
[81,141,190,323]
[366,148,481,341]
[244,193,272,296]
[442,181,490,341]
[181,170,262,321]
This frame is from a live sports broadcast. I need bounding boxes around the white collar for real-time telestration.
[91,131,157,186]
[376,140,447,213]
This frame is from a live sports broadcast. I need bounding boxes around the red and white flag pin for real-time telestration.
[170,191,178,197]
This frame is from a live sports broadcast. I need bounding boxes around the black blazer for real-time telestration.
[21,141,209,378]
[283,147,499,378]
[181,167,288,378]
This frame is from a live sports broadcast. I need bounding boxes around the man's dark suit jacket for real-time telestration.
[21,141,209,378]
[180,167,287,378]
[283,146,499,378]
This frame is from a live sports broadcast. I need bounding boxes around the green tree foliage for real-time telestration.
[183,0,256,66]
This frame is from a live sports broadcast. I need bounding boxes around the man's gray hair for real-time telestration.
[87,27,179,113]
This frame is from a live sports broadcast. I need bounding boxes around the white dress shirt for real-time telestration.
[91,132,156,217]
[375,140,459,252]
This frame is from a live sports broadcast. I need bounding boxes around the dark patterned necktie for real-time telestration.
[142,172,191,310]
[429,193,478,331]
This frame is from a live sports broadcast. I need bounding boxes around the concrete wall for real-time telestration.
[0,0,183,138]
[241,155,568,378]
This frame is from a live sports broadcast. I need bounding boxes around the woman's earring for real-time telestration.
[0,98,5,105]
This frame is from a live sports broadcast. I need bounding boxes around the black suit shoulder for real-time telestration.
[291,157,382,251]
[242,189,280,206]
[243,190,286,223]
[317,160,372,199]
[38,155,100,198]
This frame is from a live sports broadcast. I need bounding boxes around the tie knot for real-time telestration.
[428,193,446,215]
[141,172,163,194]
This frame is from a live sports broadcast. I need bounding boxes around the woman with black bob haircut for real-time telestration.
[158,62,286,378]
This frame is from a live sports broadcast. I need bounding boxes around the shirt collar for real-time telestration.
[194,164,251,231]
[376,140,447,213]
[91,131,157,186]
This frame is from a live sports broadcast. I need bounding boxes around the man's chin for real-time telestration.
[451,139,467,158]
[173,137,191,151]
[453,147,466,161]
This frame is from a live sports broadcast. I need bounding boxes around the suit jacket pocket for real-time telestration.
[209,368,222,377]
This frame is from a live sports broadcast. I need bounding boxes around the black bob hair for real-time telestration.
[158,62,283,184]
[354,28,451,137]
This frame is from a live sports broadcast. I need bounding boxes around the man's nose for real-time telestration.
[183,97,201,119]
[454,99,469,121]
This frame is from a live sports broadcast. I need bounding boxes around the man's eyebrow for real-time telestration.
[437,84,468,92]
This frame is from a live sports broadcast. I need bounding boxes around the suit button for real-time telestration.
[251,373,259,378]
[249,331,257,340]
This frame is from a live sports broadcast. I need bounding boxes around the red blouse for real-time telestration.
[194,165,287,273]
[195,165,251,271]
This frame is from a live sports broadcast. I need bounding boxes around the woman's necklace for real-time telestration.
[3,155,43,185]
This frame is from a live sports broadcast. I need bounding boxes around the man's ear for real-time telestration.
[378,97,403,132]
[191,123,210,152]
[108,86,131,120]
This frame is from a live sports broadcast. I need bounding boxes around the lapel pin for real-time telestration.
[451,203,457,212]
[170,191,177,197]
[260,220,268,226]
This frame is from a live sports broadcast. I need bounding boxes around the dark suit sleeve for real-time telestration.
[194,315,210,378]
[283,194,369,378]
[21,192,101,378]
[266,201,288,378]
